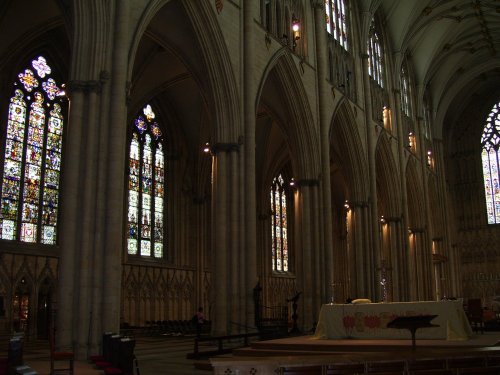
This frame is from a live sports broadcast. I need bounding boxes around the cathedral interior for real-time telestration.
[0,0,500,359]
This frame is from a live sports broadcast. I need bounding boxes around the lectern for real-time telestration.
[387,315,439,349]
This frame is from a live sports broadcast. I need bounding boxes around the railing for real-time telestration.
[187,332,261,359]
[257,305,289,338]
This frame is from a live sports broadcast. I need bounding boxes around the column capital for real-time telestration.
[67,80,102,94]
[210,142,240,154]
[408,226,425,233]
[349,200,369,208]
[385,216,402,223]
[295,178,320,187]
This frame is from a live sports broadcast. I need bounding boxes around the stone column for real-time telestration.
[211,142,240,334]
[102,0,130,333]
[392,87,414,302]
[91,70,111,354]
[58,82,85,350]
[385,217,406,301]
[409,228,426,300]
[417,114,436,300]
[211,145,228,335]
[227,146,242,332]
[312,0,334,305]
[295,179,320,330]
[360,48,380,302]
[243,0,258,330]
[75,81,102,357]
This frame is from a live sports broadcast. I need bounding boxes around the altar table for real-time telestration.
[313,300,472,340]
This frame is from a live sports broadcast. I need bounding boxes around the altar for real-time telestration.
[313,300,472,341]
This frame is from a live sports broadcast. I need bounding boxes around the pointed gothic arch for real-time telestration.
[330,100,369,201]
[257,52,320,180]
[129,0,241,142]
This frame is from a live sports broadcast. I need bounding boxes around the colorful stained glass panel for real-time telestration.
[1,56,65,243]
[127,104,164,258]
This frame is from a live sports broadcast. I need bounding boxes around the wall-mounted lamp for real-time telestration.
[427,150,432,166]
[57,83,66,97]
[344,200,350,210]
[380,216,386,224]
[289,178,296,187]
[292,15,300,50]
[203,142,211,153]
[408,132,414,149]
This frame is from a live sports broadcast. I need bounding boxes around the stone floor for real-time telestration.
[19,335,213,375]
[15,331,500,374]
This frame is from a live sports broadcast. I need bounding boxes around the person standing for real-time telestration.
[195,307,205,337]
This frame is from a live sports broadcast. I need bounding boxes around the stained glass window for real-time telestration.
[367,19,384,87]
[271,174,289,272]
[0,56,65,244]
[127,104,165,258]
[401,64,411,117]
[481,101,500,224]
[325,0,349,50]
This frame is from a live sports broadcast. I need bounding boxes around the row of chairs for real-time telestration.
[89,333,138,375]
[280,353,500,374]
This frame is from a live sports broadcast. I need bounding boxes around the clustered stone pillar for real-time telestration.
[312,0,335,309]
[243,0,258,332]
[57,1,129,358]
[355,202,374,299]
[360,47,380,302]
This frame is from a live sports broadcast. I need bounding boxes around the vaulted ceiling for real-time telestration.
[375,0,500,138]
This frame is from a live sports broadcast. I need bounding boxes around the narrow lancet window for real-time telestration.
[127,104,165,257]
[481,102,500,224]
[368,20,384,87]
[271,174,288,271]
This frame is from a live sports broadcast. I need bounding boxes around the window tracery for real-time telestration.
[127,104,165,257]
[0,56,65,244]
[481,102,500,224]
[271,174,289,272]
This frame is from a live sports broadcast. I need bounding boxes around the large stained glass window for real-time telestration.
[481,101,500,224]
[271,174,288,272]
[127,104,164,258]
[367,19,384,87]
[0,56,65,244]
[325,0,349,50]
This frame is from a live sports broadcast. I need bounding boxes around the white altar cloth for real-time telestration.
[313,300,472,340]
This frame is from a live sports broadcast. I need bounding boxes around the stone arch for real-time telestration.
[128,0,241,142]
[256,51,320,180]
[330,99,369,202]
